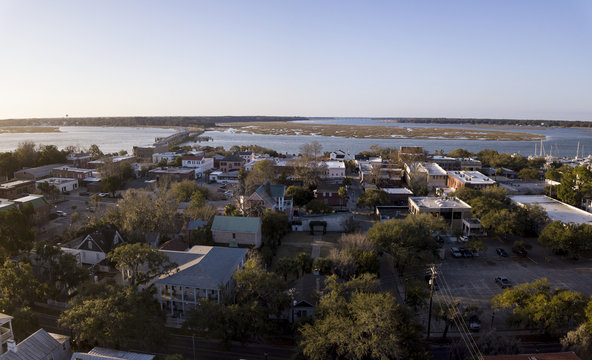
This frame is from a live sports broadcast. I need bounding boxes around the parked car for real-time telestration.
[55,210,67,217]
[469,316,481,332]
[496,248,509,257]
[459,235,469,242]
[450,247,462,258]
[460,247,473,258]
[495,276,512,289]
[513,247,528,257]
[98,193,109,197]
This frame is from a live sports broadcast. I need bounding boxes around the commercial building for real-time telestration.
[323,161,346,178]
[404,162,448,190]
[431,156,482,171]
[35,178,78,193]
[381,187,414,205]
[66,152,91,168]
[447,171,496,190]
[14,164,66,180]
[408,196,472,231]
[219,155,245,173]
[509,195,592,226]
[148,167,195,182]
[51,166,93,184]
[0,180,36,199]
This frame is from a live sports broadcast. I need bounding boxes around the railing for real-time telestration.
[0,327,13,343]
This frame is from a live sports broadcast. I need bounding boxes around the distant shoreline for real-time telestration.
[0,126,60,134]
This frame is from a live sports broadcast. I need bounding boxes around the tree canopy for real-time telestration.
[107,243,177,286]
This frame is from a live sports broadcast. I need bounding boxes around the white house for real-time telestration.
[61,225,124,266]
[323,161,346,178]
[35,178,78,193]
[329,150,353,161]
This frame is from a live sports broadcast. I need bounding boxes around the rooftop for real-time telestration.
[324,161,345,169]
[156,245,248,289]
[447,171,496,185]
[13,195,49,209]
[51,165,92,173]
[409,196,472,210]
[422,162,447,176]
[509,195,592,225]
[148,167,194,175]
[0,328,68,360]
[0,180,33,189]
[14,164,67,177]
[211,216,261,234]
[73,347,155,360]
[35,177,77,185]
[381,187,414,195]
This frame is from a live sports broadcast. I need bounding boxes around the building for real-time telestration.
[51,166,93,184]
[211,216,262,247]
[181,156,214,178]
[148,167,195,182]
[431,156,482,171]
[62,224,125,266]
[152,152,181,164]
[154,246,248,316]
[0,180,36,199]
[404,162,447,190]
[290,272,326,322]
[133,144,168,161]
[237,151,255,162]
[72,347,155,360]
[13,195,50,224]
[0,313,13,355]
[0,328,70,360]
[447,171,496,190]
[322,161,346,178]
[377,167,404,187]
[208,171,239,184]
[408,196,472,231]
[329,150,353,161]
[381,187,414,205]
[241,181,293,217]
[375,205,409,222]
[462,218,484,236]
[88,155,137,169]
[509,195,592,226]
[35,178,78,193]
[399,146,425,162]
[219,155,245,173]
[481,352,582,360]
[67,152,91,168]
[314,184,345,208]
[14,164,66,180]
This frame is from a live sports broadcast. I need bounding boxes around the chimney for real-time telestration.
[6,339,17,352]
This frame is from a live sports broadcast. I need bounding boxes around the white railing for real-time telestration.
[0,327,13,343]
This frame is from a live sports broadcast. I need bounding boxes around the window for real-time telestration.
[232,233,236,239]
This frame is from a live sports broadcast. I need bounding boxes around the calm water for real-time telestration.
[196,118,592,158]
[0,121,590,158]
[0,126,176,153]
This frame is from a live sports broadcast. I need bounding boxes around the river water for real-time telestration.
[0,120,590,158]
[197,119,592,158]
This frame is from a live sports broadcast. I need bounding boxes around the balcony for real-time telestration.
[0,326,13,343]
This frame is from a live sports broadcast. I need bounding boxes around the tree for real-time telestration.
[189,190,206,208]
[245,160,276,193]
[224,203,241,216]
[88,144,104,160]
[556,166,592,206]
[515,203,549,236]
[0,260,43,308]
[117,188,179,236]
[539,221,591,256]
[0,207,35,259]
[59,283,167,350]
[337,186,348,206]
[169,179,200,203]
[299,276,428,360]
[306,199,334,214]
[261,210,290,249]
[356,189,389,208]
[481,208,519,240]
[101,175,123,196]
[562,324,592,359]
[518,168,540,180]
[492,278,587,335]
[34,242,89,299]
[285,186,314,207]
[447,148,474,158]
[294,252,313,277]
[272,257,298,281]
[107,243,177,286]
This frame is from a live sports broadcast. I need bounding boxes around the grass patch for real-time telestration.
[0,126,60,133]
[218,121,545,141]
[276,244,312,259]
[282,232,315,244]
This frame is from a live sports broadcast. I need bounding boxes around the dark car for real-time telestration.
[513,247,528,257]
[495,276,512,289]
[496,248,508,257]
[460,247,473,258]
[469,316,481,332]
[450,247,462,258]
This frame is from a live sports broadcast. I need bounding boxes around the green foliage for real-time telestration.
[0,207,35,259]
[545,167,562,182]
[515,203,549,236]
[107,243,177,286]
[481,208,519,240]
[224,203,241,216]
[88,144,104,160]
[189,190,206,208]
[356,189,389,208]
[518,168,540,180]
[556,166,592,206]
[491,278,587,335]
[116,188,179,236]
[299,275,428,360]
[286,186,315,207]
[101,175,123,195]
[261,210,290,249]
[561,324,592,360]
[539,221,592,256]
[405,278,428,309]
[294,252,314,277]
[59,283,167,350]
[447,148,474,158]
[313,257,332,275]
[306,199,334,214]
[477,149,542,171]
[169,179,201,203]
[0,260,44,310]
[34,242,89,299]
[273,257,298,280]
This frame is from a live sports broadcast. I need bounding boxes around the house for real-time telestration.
[240,181,293,218]
[148,167,195,182]
[133,144,168,162]
[404,162,447,190]
[219,155,245,173]
[381,187,414,205]
[314,184,346,208]
[408,196,472,231]
[67,152,91,168]
[447,171,496,190]
[0,313,14,355]
[181,156,214,178]
[153,246,248,316]
[290,272,326,322]
[35,178,78,193]
[185,219,209,242]
[14,164,67,181]
[0,328,70,360]
[208,171,239,184]
[237,151,255,162]
[329,150,353,161]
[61,224,125,266]
[0,180,36,200]
[211,216,262,247]
[323,161,346,179]
[71,347,155,360]
[481,352,582,360]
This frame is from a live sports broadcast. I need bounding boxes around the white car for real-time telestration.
[56,210,67,217]
[98,193,109,197]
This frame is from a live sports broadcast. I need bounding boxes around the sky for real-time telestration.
[0,0,591,120]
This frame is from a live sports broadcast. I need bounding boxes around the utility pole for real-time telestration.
[426,265,436,339]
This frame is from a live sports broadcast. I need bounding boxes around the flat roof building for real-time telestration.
[0,180,36,199]
[447,171,496,190]
[509,195,592,225]
[409,196,472,231]
[14,164,67,180]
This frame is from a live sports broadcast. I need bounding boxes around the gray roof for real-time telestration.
[14,164,66,178]
[0,329,67,360]
[211,216,260,234]
[72,347,155,360]
[187,219,208,230]
[156,246,247,289]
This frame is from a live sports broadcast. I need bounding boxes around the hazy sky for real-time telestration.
[1,0,591,120]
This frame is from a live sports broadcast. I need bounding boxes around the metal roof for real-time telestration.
[211,216,261,234]
[0,329,67,360]
[71,347,155,360]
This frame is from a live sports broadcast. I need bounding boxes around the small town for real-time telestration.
[1,136,592,359]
